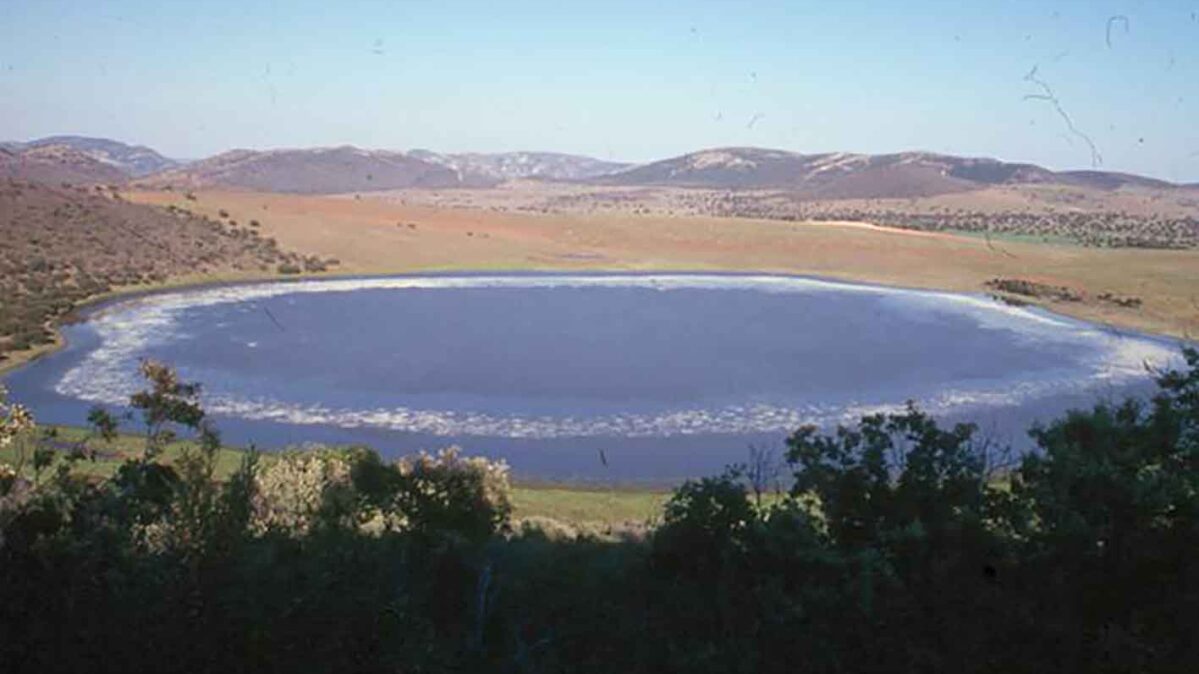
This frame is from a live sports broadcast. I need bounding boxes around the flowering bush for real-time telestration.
[0,385,35,452]
[250,449,355,535]
[393,446,512,537]
[250,445,512,538]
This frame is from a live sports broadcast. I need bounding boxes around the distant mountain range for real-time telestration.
[140,147,631,193]
[2,136,1193,197]
[1,143,131,185]
[3,136,179,177]
[408,150,630,183]
[595,147,1179,197]
[140,147,465,193]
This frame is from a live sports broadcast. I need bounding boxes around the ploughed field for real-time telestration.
[2,273,1182,483]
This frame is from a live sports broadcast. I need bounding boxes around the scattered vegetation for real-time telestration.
[0,180,303,363]
[1098,291,1144,308]
[986,277,1084,302]
[986,277,1145,310]
[697,193,1199,248]
[3,351,1199,672]
[496,186,1199,248]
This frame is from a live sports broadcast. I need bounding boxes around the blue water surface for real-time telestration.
[3,273,1182,484]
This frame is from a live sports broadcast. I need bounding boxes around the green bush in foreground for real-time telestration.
[1,350,1198,672]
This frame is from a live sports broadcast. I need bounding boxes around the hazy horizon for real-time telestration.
[3,0,1198,181]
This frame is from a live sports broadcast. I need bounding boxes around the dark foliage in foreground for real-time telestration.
[2,351,1199,672]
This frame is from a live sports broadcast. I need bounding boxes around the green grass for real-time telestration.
[0,425,250,481]
[509,486,670,525]
[947,229,1078,246]
[2,425,674,525]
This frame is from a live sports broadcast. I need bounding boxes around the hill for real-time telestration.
[16,136,180,177]
[409,150,628,182]
[593,147,1184,198]
[0,180,309,363]
[138,146,472,193]
[0,144,131,186]
[1056,169,1176,190]
[141,147,628,193]
[8,135,1190,198]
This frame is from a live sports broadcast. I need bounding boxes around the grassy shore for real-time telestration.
[0,269,293,376]
[0,426,669,526]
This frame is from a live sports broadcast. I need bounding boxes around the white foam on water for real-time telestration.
[55,274,1183,439]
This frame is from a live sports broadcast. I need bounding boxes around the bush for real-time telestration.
[251,449,355,535]
[351,445,511,539]
[652,469,756,578]
[2,353,1199,672]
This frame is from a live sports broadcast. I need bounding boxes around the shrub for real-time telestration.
[0,385,35,457]
[251,449,355,535]
[652,469,756,577]
[2,354,1198,672]
[248,444,513,539]
[352,445,512,539]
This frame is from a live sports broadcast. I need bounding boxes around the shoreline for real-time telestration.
[1,270,291,376]
[3,264,1191,379]
[4,271,1189,494]
[126,188,1199,342]
[1,424,672,523]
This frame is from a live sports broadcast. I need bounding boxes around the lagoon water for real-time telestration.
[2,274,1183,483]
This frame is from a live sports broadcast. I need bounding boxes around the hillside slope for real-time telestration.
[594,147,1183,198]
[0,145,130,186]
[409,150,628,182]
[139,147,465,193]
[17,136,179,176]
[0,180,305,362]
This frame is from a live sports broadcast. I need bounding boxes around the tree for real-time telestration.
[1004,348,1199,667]
[785,404,993,553]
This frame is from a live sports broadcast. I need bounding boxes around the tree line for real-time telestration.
[2,350,1198,672]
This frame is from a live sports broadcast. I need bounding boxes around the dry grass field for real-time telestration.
[127,188,1199,340]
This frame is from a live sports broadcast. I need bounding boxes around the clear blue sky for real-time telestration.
[2,0,1198,181]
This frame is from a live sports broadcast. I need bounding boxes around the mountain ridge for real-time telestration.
[7,135,180,177]
[1,144,131,185]
[592,146,1184,196]
[4,135,1192,197]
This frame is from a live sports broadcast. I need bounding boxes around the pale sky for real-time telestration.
[2,0,1198,181]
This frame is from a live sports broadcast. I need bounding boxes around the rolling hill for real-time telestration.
[138,146,468,193]
[141,147,629,193]
[0,144,131,186]
[591,147,1186,198]
[408,150,629,182]
[0,178,303,362]
[6,134,1189,199]
[16,136,180,177]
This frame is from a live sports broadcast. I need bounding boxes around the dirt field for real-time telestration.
[128,189,1199,340]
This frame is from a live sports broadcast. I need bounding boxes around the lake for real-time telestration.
[2,273,1183,483]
